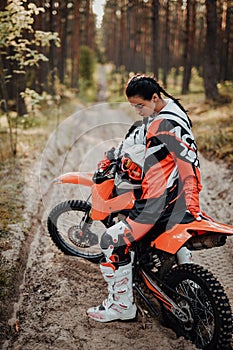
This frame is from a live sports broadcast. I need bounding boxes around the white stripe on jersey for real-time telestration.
[167,165,179,188]
[156,113,195,138]
[145,143,165,160]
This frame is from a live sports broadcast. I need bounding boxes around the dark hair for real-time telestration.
[125,74,190,121]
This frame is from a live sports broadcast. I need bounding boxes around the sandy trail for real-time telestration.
[2,102,233,350]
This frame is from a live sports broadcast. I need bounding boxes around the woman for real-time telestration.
[87,74,202,322]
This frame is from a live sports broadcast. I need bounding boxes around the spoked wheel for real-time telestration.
[47,200,105,263]
[162,264,232,349]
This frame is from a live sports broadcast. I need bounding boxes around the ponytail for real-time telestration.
[126,74,192,126]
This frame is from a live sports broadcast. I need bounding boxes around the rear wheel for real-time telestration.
[162,264,232,349]
[47,200,105,263]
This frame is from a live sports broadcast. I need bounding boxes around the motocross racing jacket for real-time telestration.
[126,99,202,232]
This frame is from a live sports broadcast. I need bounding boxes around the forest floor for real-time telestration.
[0,70,233,349]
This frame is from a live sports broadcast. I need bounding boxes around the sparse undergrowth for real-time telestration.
[189,96,233,168]
[194,118,233,166]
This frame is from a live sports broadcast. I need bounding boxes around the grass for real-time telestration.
[188,83,233,167]
[0,159,25,236]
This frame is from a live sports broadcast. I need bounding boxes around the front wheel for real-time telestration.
[162,264,232,349]
[47,200,105,263]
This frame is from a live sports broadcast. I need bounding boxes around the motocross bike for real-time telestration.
[47,162,233,350]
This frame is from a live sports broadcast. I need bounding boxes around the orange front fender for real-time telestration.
[151,219,233,254]
[53,172,94,187]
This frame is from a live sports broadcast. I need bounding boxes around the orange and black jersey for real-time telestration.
[128,99,202,226]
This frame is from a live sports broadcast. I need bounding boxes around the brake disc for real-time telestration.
[68,226,98,248]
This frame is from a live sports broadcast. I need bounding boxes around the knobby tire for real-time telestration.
[162,263,232,350]
[47,200,104,263]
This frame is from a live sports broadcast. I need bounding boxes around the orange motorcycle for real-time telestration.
[47,162,233,350]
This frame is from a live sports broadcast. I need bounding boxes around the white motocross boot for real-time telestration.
[87,261,137,322]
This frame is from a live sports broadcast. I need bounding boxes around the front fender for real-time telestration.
[53,172,94,187]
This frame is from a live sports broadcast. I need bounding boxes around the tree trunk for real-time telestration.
[0,54,15,155]
[182,0,196,94]
[221,0,233,81]
[119,0,126,67]
[172,0,182,86]
[16,73,27,116]
[71,1,81,89]
[33,0,49,93]
[126,2,133,72]
[57,1,68,85]
[151,0,159,79]
[203,0,220,101]
[162,1,170,88]
[49,0,57,96]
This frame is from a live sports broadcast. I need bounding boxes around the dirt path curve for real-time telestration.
[3,102,233,350]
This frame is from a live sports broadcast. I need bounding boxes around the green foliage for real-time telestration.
[20,88,44,116]
[0,0,60,69]
[79,46,96,86]
[0,0,60,155]
[103,64,127,103]
[0,159,24,233]
[78,46,97,102]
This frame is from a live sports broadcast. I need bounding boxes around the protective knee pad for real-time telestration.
[100,230,130,262]
[100,231,113,250]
